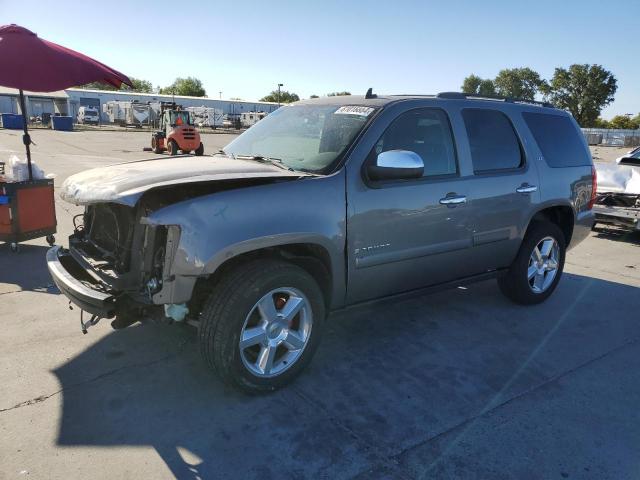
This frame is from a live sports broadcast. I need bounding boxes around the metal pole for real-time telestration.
[18,89,33,181]
[277,83,283,107]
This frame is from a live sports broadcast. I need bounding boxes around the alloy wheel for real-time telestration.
[527,236,560,293]
[239,287,313,377]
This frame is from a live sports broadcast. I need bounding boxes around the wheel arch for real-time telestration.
[190,241,339,317]
[526,203,575,247]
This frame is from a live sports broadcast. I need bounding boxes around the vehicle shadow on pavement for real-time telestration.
[53,273,640,479]
[592,226,640,246]
[0,243,57,294]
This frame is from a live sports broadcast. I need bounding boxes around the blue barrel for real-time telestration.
[51,116,73,131]
[1,113,25,130]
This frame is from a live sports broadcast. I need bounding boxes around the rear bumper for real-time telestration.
[46,246,117,318]
[569,209,595,250]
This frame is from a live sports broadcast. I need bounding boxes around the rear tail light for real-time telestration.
[588,166,597,210]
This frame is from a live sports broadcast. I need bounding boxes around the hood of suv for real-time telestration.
[60,154,310,206]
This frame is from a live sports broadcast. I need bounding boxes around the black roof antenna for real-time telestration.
[365,87,377,99]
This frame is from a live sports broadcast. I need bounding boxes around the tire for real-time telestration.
[198,259,325,393]
[46,234,55,246]
[168,140,178,156]
[498,221,566,305]
[195,143,204,156]
[151,137,163,154]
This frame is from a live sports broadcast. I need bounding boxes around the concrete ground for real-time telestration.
[1,130,639,479]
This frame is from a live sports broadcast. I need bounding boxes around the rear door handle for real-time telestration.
[439,195,467,206]
[516,184,538,194]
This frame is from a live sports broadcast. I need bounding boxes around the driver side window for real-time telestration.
[372,109,458,178]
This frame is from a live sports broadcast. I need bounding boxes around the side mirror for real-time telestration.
[367,150,424,181]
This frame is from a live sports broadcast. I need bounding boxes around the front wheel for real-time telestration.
[498,221,566,305]
[167,139,179,156]
[198,259,325,393]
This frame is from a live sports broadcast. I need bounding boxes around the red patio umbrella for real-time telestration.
[0,24,132,179]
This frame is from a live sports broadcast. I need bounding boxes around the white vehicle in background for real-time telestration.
[77,106,100,125]
[186,106,224,129]
[616,146,640,164]
[103,101,155,127]
[240,111,267,128]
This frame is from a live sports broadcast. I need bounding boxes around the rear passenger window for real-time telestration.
[462,109,523,172]
[372,109,457,177]
[522,112,591,167]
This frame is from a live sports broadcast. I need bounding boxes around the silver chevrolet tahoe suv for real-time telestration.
[47,91,596,393]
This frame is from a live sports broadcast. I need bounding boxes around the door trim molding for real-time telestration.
[355,238,472,269]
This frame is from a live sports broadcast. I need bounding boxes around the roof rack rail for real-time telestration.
[436,91,554,108]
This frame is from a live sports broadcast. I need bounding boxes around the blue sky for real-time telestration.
[3,0,638,118]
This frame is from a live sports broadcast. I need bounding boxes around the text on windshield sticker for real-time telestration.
[334,106,375,117]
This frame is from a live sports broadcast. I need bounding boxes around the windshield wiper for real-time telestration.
[234,154,294,172]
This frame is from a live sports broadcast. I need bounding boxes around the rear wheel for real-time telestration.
[195,142,204,156]
[198,259,325,393]
[498,221,566,305]
[168,139,178,156]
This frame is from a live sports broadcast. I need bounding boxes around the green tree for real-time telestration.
[128,78,153,93]
[542,64,617,127]
[608,115,639,130]
[461,74,496,96]
[592,118,610,129]
[79,77,153,93]
[493,67,544,100]
[327,91,351,96]
[80,81,117,91]
[160,77,206,97]
[260,90,300,103]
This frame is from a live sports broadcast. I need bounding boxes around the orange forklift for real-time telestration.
[151,102,204,156]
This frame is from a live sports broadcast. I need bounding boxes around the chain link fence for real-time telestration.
[582,128,640,147]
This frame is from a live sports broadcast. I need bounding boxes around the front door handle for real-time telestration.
[516,184,538,194]
[439,195,467,206]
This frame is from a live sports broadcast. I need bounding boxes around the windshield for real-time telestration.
[223,104,376,173]
[170,111,192,126]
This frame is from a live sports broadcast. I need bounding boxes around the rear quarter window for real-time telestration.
[462,109,523,173]
[522,112,591,167]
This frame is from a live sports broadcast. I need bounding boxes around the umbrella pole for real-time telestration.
[18,89,34,181]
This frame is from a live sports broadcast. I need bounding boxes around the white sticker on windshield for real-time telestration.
[334,106,375,117]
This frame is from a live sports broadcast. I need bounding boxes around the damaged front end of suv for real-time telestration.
[47,155,309,333]
[51,201,183,332]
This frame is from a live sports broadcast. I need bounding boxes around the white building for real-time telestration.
[0,87,280,123]
[0,87,69,117]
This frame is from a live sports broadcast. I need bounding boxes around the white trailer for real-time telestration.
[103,101,156,127]
[186,106,224,129]
[240,111,267,128]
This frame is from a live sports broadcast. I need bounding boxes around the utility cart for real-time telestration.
[0,178,57,252]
